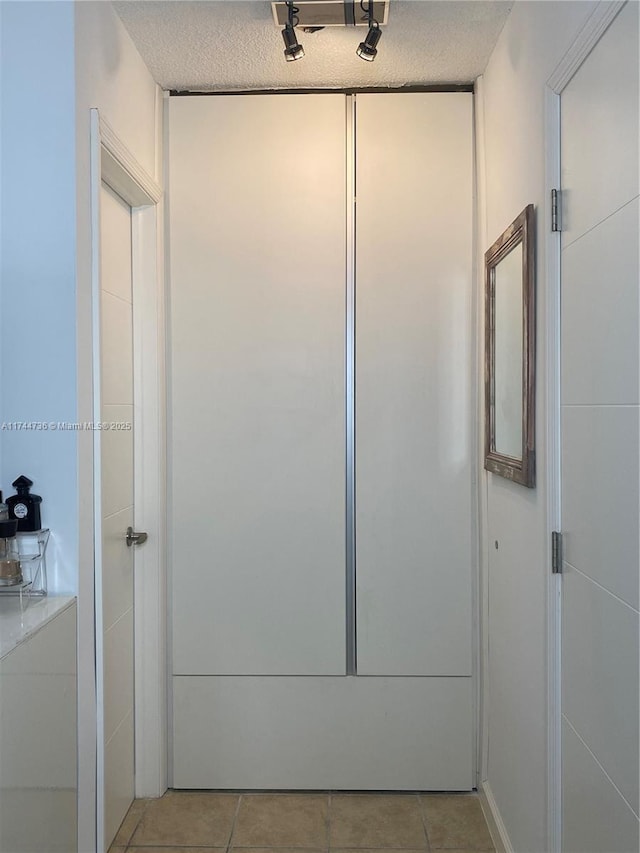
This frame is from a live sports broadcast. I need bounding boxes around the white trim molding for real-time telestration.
[547,0,626,92]
[473,74,491,789]
[90,108,166,848]
[162,88,175,788]
[543,84,562,853]
[479,781,514,853]
[99,114,162,208]
[77,108,104,853]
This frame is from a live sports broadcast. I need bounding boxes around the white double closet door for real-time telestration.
[168,92,475,789]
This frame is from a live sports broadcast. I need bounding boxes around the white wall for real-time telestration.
[0,1,78,595]
[476,3,598,852]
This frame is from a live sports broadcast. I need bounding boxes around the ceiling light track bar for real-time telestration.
[169,84,475,97]
[344,0,356,27]
[272,1,388,28]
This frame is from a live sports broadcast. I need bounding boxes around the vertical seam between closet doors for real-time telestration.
[345,93,357,676]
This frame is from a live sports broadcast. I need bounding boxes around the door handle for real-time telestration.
[126,526,148,547]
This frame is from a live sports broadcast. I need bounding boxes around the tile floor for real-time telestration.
[109,792,495,853]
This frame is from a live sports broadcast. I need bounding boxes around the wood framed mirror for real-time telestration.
[484,204,536,487]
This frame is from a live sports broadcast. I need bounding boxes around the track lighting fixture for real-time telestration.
[273,1,388,63]
[282,2,305,62]
[356,0,381,61]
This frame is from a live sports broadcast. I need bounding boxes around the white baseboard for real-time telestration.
[478,780,514,853]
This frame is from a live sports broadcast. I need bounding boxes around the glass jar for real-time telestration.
[0,519,21,586]
[0,490,8,521]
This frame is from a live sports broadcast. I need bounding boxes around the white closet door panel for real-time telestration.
[562,405,639,609]
[104,712,135,849]
[563,564,639,808]
[169,95,346,675]
[355,94,474,676]
[173,675,474,790]
[562,719,639,853]
[101,291,134,406]
[561,1,639,247]
[561,199,639,406]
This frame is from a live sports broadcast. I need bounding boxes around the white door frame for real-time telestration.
[89,109,166,850]
[544,3,626,851]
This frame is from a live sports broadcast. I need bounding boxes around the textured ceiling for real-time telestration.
[113,1,513,91]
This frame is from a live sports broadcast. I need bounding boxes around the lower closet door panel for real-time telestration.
[355,93,474,676]
[173,676,474,790]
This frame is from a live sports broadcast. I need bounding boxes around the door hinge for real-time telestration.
[552,531,563,574]
[551,188,562,232]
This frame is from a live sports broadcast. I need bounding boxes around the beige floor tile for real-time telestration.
[421,795,494,850]
[232,794,329,847]
[111,798,149,846]
[333,848,426,853]
[129,848,226,853]
[330,795,427,849]
[107,848,126,853]
[130,791,239,847]
[232,848,327,853]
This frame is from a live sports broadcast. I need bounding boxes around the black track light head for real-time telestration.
[356,23,381,61]
[357,0,381,62]
[282,24,305,61]
[282,2,304,62]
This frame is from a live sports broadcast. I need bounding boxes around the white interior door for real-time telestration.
[99,183,136,849]
[169,92,474,790]
[560,4,639,850]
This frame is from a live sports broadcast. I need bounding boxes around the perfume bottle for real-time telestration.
[0,491,8,521]
[0,519,21,586]
[7,475,42,532]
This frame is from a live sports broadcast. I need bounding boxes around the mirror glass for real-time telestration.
[493,244,523,458]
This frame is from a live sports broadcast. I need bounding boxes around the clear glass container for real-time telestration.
[0,490,8,521]
[0,519,21,586]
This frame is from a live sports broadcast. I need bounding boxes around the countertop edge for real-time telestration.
[0,595,77,661]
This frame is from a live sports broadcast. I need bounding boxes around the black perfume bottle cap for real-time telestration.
[12,476,34,495]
